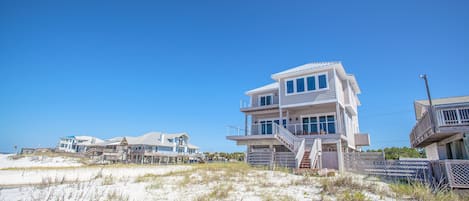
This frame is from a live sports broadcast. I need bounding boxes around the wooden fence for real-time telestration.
[344,152,432,182]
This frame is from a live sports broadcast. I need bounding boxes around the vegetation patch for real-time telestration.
[389,182,464,201]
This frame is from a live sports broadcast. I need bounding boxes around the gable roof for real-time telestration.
[414,96,469,120]
[246,82,279,95]
[271,62,340,79]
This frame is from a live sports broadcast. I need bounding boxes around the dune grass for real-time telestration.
[389,182,464,201]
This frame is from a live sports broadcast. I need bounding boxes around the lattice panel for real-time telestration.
[448,162,469,188]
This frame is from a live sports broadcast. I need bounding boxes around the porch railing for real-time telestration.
[435,106,469,127]
[227,123,341,136]
[240,99,279,109]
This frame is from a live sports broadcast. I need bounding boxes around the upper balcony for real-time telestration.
[226,123,347,142]
[410,103,469,148]
[240,99,279,113]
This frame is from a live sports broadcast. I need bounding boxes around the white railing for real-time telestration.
[436,106,469,127]
[275,123,303,152]
[295,139,306,168]
[240,99,279,109]
[285,123,339,136]
[309,138,322,169]
[227,125,247,136]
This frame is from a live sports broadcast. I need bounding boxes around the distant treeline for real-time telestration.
[203,152,245,161]
[365,146,426,160]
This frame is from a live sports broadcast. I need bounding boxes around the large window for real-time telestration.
[260,120,273,134]
[302,114,335,134]
[285,73,328,95]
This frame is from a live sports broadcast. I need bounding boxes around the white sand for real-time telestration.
[0,155,396,201]
[0,154,83,169]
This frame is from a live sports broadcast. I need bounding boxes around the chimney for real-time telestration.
[160,134,165,143]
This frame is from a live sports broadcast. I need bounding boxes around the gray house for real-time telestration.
[227,62,370,171]
[410,96,469,160]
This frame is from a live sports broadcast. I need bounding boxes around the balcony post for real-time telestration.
[244,114,248,136]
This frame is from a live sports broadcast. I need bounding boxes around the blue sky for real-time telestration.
[1,0,469,153]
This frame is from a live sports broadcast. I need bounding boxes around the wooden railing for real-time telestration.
[410,110,434,147]
[410,104,469,147]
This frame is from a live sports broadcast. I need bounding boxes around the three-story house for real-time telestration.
[227,62,370,171]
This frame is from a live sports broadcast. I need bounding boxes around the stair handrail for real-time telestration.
[274,123,302,151]
[295,139,306,168]
[309,138,322,169]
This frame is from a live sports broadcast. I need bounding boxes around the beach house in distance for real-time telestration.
[227,62,370,172]
[56,132,201,164]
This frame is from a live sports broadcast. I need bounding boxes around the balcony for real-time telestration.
[410,104,469,148]
[239,99,279,113]
[226,123,345,142]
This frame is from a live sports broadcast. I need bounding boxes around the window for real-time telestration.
[286,80,294,94]
[285,72,328,95]
[307,76,316,91]
[259,94,273,106]
[296,78,305,92]
[318,74,327,89]
[274,119,287,128]
[260,120,273,134]
[302,114,335,134]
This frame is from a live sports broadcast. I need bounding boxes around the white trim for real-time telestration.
[281,99,337,108]
[258,93,274,107]
[284,72,329,96]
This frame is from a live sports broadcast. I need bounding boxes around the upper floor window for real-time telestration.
[307,76,316,91]
[286,80,294,94]
[296,78,305,92]
[318,74,327,89]
[259,94,273,106]
[285,73,328,95]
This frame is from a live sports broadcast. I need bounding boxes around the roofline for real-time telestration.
[270,61,341,80]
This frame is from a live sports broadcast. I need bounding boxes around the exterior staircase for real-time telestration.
[299,151,311,168]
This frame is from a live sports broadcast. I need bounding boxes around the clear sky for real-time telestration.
[1,0,469,153]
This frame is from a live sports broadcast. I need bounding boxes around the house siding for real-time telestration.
[279,70,337,107]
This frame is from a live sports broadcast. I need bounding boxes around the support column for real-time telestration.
[336,103,343,135]
[279,108,283,126]
[244,114,248,136]
[269,144,274,169]
[337,140,344,173]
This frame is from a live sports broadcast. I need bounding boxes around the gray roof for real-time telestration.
[246,82,279,95]
[414,96,469,120]
[271,62,340,78]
